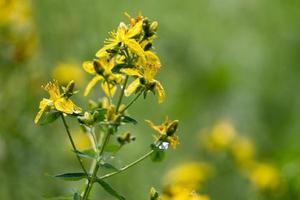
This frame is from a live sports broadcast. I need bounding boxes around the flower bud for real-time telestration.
[78,112,94,126]
[93,60,104,76]
[149,21,158,33]
[150,187,160,200]
[166,120,179,136]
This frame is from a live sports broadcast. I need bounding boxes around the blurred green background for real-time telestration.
[1,0,300,199]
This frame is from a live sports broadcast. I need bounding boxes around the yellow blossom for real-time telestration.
[249,163,281,191]
[73,131,92,151]
[231,136,255,167]
[164,162,212,190]
[34,80,82,124]
[146,118,179,149]
[96,15,145,59]
[204,120,236,151]
[52,63,84,86]
[82,56,123,97]
[123,51,165,103]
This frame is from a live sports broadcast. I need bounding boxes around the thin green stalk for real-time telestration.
[99,149,154,180]
[82,126,113,200]
[120,89,144,113]
[60,114,88,175]
[116,75,128,113]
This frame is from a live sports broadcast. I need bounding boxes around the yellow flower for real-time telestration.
[96,16,145,59]
[52,63,84,86]
[231,136,255,167]
[249,163,281,191]
[160,186,210,200]
[204,120,236,151]
[146,118,179,149]
[164,162,212,190]
[82,56,123,97]
[34,80,82,124]
[73,131,92,151]
[123,51,165,103]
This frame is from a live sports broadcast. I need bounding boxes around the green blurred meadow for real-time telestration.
[1,0,300,199]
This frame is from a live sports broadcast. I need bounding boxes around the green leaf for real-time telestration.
[103,144,120,153]
[54,172,88,181]
[150,150,165,162]
[99,162,119,171]
[121,116,138,125]
[74,150,97,160]
[93,108,107,122]
[96,179,126,200]
[40,111,61,125]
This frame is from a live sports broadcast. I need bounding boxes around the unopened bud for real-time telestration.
[93,60,104,75]
[150,21,158,33]
[150,187,160,200]
[166,120,179,136]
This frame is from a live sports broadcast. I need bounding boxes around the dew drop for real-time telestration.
[158,142,169,150]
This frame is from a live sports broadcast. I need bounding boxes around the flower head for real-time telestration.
[82,56,123,97]
[34,80,82,124]
[146,118,179,148]
[123,51,165,103]
[96,14,145,59]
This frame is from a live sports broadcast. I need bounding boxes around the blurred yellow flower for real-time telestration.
[123,51,165,103]
[73,131,92,151]
[160,187,210,200]
[231,136,255,167]
[0,0,37,62]
[164,162,212,190]
[204,120,236,151]
[52,63,84,86]
[250,163,281,191]
[34,80,82,123]
[146,118,179,148]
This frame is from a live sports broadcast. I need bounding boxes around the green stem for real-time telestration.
[99,149,154,180]
[120,89,144,113]
[116,75,128,113]
[60,114,88,175]
[82,126,113,200]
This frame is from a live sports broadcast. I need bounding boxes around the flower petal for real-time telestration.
[155,80,165,103]
[125,78,140,97]
[82,61,95,74]
[121,68,142,77]
[96,42,118,58]
[124,39,145,60]
[54,98,74,114]
[34,98,52,124]
[126,20,143,38]
[84,76,102,96]
[101,81,117,97]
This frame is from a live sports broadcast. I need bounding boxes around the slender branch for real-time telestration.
[60,114,88,175]
[116,75,128,113]
[99,149,154,180]
[120,89,144,113]
[82,126,113,200]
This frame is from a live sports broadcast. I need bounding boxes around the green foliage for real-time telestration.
[96,179,126,200]
[54,173,88,181]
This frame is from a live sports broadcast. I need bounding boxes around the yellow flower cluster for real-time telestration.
[201,120,282,193]
[82,13,165,103]
[151,162,211,200]
[0,0,37,62]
